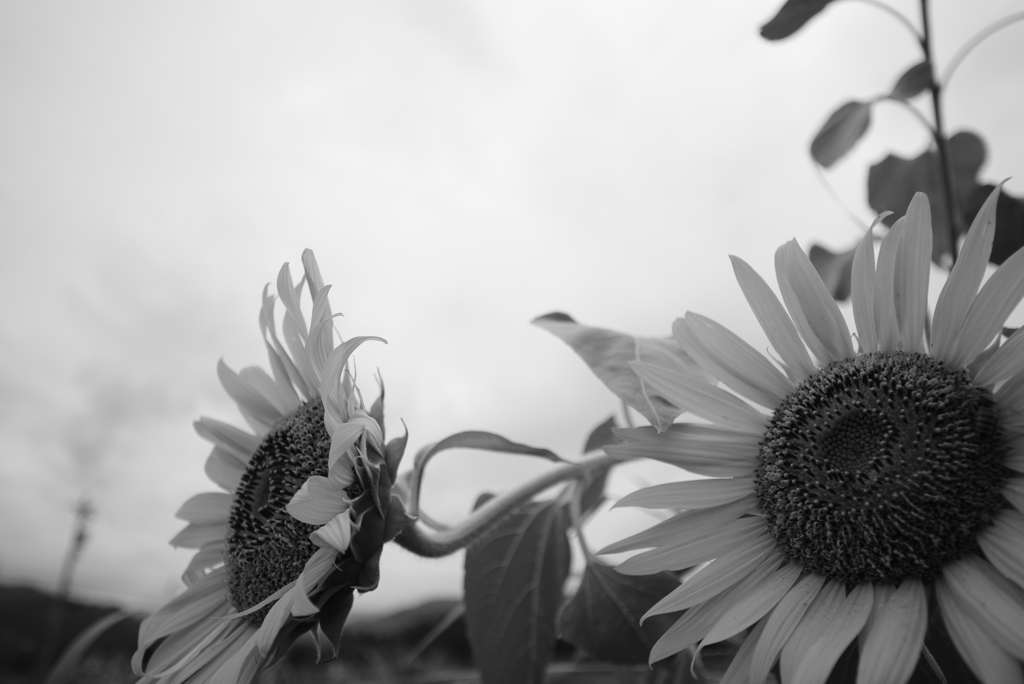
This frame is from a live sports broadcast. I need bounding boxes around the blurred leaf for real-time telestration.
[464,499,571,684]
[533,313,710,433]
[558,562,679,665]
[963,183,1024,265]
[583,415,620,454]
[760,0,835,40]
[578,417,620,517]
[890,61,932,101]
[811,101,871,168]
[868,131,986,262]
[809,242,856,300]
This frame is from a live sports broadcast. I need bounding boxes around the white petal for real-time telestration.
[749,573,827,684]
[287,475,349,525]
[975,329,1024,388]
[932,184,1002,360]
[949,238,1024,369]
[276,261,307,341]
[730,255,817,381]
[613,477,753,510]
[312,512,353,552]
[856,578,926,684]
[791,582,873,684]
[238,366,293,417]
[615,515,764,576]
[169,523,227,549]
[204,447,245,494]
[606,424,758,478]
[182,540,226,587]
[291,547,338,617]
[645,533,776,615]
[943,555,1024,659]
[851,222,879,353]
[175,492,232,525]
[779,579,846,684]
[873,218,904,352]
[193,417,259,464]
[716,616,768,684]
[936,574,1024,684]
[599,495,757,555]
[216,360,280,432]
[776,240,854,364]
[138,567,229,648]
[700,562,802,649]
[675,313,793,408]
[893,193,932,353]
[978,509,1024,591]
[632,361,766,433]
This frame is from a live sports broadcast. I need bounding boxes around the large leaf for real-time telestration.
[463,499,571,684]
[579,416,621,517]
[889,61,932,101]
[533,313,709,432]
[558,562,679,665]
[868,131,986,262]
[760,0,835,40]
[811,101,871,168]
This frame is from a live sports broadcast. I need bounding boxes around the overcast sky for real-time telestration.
[2,1,1022,617]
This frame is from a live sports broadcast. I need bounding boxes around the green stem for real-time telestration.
[920,0,962,264]
[394,452,620,558]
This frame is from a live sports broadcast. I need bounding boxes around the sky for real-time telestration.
[1,1,1023,618]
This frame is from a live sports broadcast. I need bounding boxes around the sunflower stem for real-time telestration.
[394,453,620,558]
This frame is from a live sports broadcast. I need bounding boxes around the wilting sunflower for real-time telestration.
[133,250,413,683]
[603,188,1024,684]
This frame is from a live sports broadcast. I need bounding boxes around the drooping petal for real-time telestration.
[631,361,766,433]
[615,515,764,576]
[893,194,932,353]
[137,567,230,648]
[936,575,1024,684]
[749,573,827,684]
[856,578,926,684]
[613,477,753,510]
[291,547,338,618]
[699,562,802,649]
[238,366,294,417]
[730,255,817,381]
[204,447,245,494]
[851,221,879,353]
[598,495,757,555]
[673,315,793,408]
[276,262,307,342]
[942,555,1024,659]
[170,523,227,549]
[644,533,777,616]
[193,417,259,463]
[216,360,280,432]
[606,424,758,478]
[932,183,1002,361]
[312,512,353,552]
[182,540,227,587]
[175,492,232,525]
[790,582,873,684]
[775,240,854,364]
[978,509,1024,591]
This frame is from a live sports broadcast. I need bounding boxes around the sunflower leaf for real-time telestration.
[760,0,835,40]
[558,561,679,665]
[533,313,709,433]
[808,242,857,301]
[811,101,871,168]
[964,183,1024,266]
[890,61,932,101]
[463,499,571,684]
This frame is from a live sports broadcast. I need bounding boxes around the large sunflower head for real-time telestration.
[133,249,413,684]
[605,189,1024,684]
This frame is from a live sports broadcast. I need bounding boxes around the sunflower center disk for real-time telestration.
[225,400,330,626]
[755,351,1007,584]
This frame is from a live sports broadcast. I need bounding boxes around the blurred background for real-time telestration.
[1,0,1022,675]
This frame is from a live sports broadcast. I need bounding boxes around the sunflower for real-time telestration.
[603,188,1024,684]
[133,250,413,683]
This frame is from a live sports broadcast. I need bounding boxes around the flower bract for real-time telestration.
[606,188,1024,684]
[133,250,413,683]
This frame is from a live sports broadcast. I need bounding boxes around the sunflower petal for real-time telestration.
[893,194,932,353]
[644,533,776,616]
[936,576,1024,684]
[979,509,1024,591]
[750,573,827,684]
[717,616,769,684]
[942,555,1024,659]
[598,495,756,554]
[287,475,349,525]
[606,425,758,478]
[791,582,873,684]
[138,567,229,648]
[776,240,854,364]
[170,523,227,549]
[700,562,802,648]
[950,237,1024,368]
[780,579,846,684]
[874,218,904,352]
[615,515,764,576]
[311,513,353,552]
[856,578,926,684]
[674,314,793,408]
[851,222,879,353]
[730,255,817,381]
[182,540,226,587]
[175,492,232,525]
[632,361,766,433]
[216,360,280,432]
[975,328,1024,388]
[932,183,1002,361]
[204,447,245,494]
[613,477,753,510]
[193,418,259,464]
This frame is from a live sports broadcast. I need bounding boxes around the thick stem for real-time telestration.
[394,453,620,558]
[920,0,962,264]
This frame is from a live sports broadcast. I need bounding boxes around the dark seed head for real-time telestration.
[225,399,330,626]
[755,351,1008,584]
